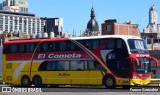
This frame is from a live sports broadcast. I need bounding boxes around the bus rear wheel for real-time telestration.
[104,76,116,88]
[32,76,42,87]
[21,76,31,86]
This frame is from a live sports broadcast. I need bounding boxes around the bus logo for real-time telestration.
[38,54,46,59]
[38,53,81,59]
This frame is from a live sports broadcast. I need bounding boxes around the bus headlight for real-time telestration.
[133,76,140,79]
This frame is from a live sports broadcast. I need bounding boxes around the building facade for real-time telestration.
[143,5,160,33]
[1,0,28,13]
[0,10,45,35]
[44,18,63,37]
[141,5,160,50]
[102,19,140,36]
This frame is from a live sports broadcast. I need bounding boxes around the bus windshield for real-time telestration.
[128,39,148,54]
[133,58,151,74]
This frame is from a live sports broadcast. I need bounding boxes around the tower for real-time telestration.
[149,5,158,24]
[143,5,160,33]
[84,7,99,36]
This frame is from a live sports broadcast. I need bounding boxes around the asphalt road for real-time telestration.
[0,85,160,95]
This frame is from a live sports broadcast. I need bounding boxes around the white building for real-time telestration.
[143,5,160,33]
[1,0,28,13]
[0,10,45,35]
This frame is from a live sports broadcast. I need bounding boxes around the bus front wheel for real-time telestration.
[104,76,116,88]
[32,76,42,87]
[21,76,31,86]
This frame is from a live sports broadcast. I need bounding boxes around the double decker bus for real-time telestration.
[2,35,158,88]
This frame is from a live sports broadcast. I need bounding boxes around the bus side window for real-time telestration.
[106,40,115,49]
[26,43,36,52]
[69,42,75,50]
[19,44,25,53]
[88,61,95,70]
[92,39,99,49]
[88,61,102,70]
[116,39,128,57]
[47,61,52,70]
[70,61,85,70]
[69,41,82,51]
[59,61,69,70]
[77,40,92,50]
[10,44,18,53]
[48,42,56,51]
[56,61,64,70]
[42,43,48,52]
[60,41,67,51]
[39,61,48,71]
[99,38,109,50]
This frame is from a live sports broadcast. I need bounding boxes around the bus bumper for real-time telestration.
[130,78,151,86]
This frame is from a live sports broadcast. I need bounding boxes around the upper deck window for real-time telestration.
[128,39,148,54]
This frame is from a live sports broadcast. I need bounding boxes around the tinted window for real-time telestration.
[69,42,75,50]
[19,44,25,53]
[26,43,37,52]
[48,42,56,51]
[101,39,115,49]
[70,60,87,70]
[88,61,103,70]
[106,40,115,49]
[42,43,48,52]
[39,61,70,71]
[92,39,99,49]
[60,42,67,51]
[10,44,17,53]
[128,39,148,54]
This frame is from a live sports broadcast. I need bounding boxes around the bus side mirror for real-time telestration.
[128,57,140,66]
[150,57,159,67]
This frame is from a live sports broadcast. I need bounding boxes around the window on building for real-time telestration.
[106,25,111,31]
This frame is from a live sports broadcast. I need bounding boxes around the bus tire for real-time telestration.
[21,75,31,87]
[32,76,42,87]
[104,76,116,88]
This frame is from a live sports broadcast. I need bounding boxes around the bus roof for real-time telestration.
[3,35,141,44]
[70,35,141,40]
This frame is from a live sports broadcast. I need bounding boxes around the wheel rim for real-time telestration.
[22,77,29,85]
[106,78,113,86]
[34,77,41,86]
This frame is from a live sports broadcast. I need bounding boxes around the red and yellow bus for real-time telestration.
[2,35,158,88]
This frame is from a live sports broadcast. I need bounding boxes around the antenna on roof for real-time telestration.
[92,0,94,8]
[80,30,81,37]
[72,28,74,37]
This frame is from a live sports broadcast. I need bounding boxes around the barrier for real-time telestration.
[149,79,160,86]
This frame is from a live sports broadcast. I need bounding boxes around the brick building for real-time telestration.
[101,19,140,37]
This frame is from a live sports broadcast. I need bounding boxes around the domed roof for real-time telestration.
[86,7,99,31]
[87,19,99,31]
